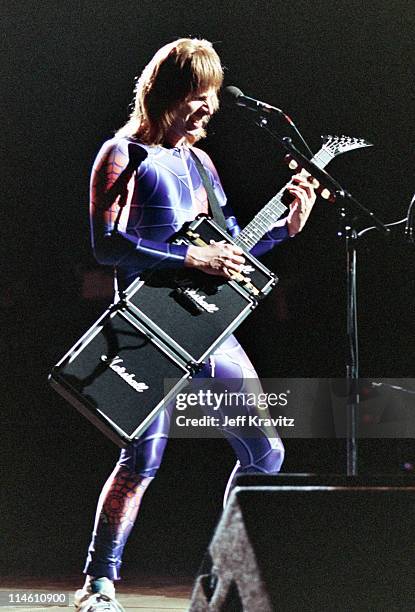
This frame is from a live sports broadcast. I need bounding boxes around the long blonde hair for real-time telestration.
[117,38,224,145]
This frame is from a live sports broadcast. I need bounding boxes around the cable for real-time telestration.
[404,193,415,242]
[358,193,415,239]
[357,217,408,238]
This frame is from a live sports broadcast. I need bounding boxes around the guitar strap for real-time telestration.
[190,150,228,232]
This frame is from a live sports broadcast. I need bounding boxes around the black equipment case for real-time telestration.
[49,305,191,447]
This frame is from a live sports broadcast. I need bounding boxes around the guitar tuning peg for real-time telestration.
[284,154,299,171]
[307,176,320,189]
[320,188,336,203]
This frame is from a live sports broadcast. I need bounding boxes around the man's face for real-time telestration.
[168,88,218,143]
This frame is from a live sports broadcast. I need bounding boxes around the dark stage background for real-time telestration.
[2,0,415,578]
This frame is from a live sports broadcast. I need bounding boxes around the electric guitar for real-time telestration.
[124,135,372,369]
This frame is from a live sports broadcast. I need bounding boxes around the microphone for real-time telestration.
[223,86,293,125]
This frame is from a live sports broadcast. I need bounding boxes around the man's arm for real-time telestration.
[249,174,317,257]
[90,139,244,278]
[195,147,316,256]
[207,153,316,257]
[90,139,189,272]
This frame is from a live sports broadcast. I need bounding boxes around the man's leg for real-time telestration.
[206,335,285,505]
[75,405,173,608]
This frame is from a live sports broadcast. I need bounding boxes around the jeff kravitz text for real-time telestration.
[175,415,295,427]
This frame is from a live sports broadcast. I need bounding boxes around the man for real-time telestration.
[74,38,316,611]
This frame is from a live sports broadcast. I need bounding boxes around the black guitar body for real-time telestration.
[125,216,277,368]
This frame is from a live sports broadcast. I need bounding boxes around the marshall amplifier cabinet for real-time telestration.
[49,305,191,447]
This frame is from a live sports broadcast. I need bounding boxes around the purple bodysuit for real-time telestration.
[84,137,287,580]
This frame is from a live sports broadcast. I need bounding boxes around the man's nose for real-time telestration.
[204,97,214,115]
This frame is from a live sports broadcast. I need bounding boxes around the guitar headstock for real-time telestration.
[321,135,373,158]
[284,134,373,203]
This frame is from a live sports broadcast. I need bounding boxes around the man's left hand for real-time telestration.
[286,173,317,237]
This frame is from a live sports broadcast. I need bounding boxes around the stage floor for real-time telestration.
[0,576,192,612]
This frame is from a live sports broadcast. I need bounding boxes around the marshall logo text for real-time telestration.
[101,355,149,393]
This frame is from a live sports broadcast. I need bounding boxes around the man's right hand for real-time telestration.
[184,240,246,278]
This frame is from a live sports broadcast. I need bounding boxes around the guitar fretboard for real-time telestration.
[234,147,335,251]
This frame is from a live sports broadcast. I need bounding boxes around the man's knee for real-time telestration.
[117,435,168,478]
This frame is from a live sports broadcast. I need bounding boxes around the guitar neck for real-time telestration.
[234,146,335,251]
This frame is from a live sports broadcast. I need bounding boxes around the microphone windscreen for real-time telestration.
[222,85,243,105]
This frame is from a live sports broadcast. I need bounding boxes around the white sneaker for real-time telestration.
[74,578,125,612]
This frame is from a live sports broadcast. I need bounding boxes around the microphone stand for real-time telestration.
[342,207,360,476]
[252,114,389,475]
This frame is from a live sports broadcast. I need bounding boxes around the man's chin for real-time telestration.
[187,120,204,132]
[188,116,209,130]
[186,126,207,144]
